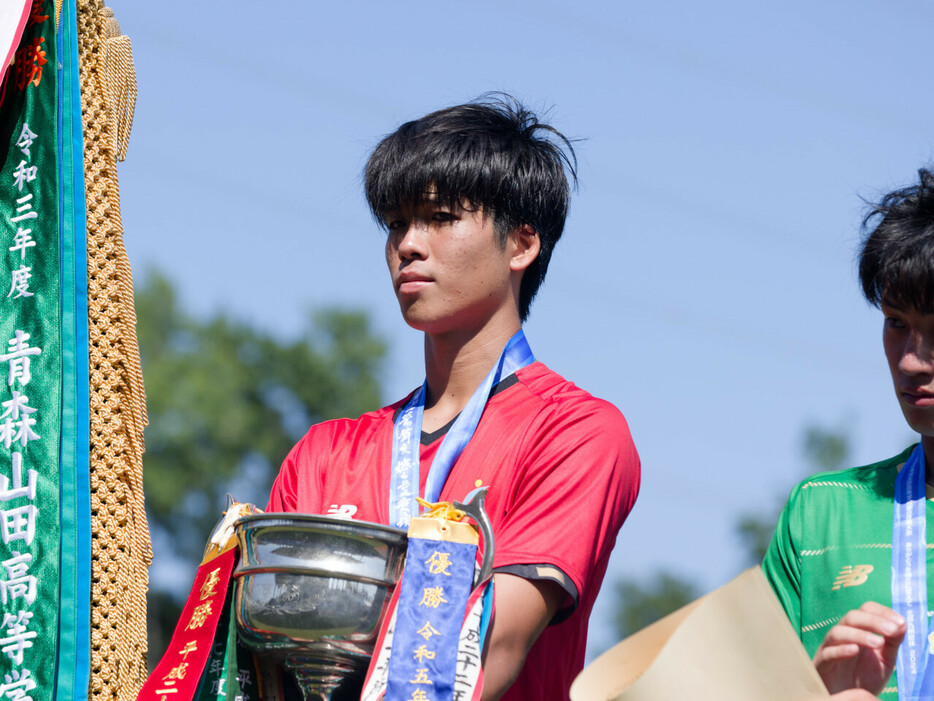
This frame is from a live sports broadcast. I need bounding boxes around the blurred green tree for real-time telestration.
[735,424,850,566]
[610,424,851,645]
[613,571,700,640]
[136,270,387,658]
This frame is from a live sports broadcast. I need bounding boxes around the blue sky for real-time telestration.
[112,0,934,654]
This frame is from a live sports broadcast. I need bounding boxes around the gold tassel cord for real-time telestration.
[77,2,151,700]
[101,7,136,162]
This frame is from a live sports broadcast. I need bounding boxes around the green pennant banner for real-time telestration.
[0,2,83,698]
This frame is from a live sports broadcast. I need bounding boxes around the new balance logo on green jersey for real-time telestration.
[832,565,874,590]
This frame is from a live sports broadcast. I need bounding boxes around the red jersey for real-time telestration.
[267,362,640,700]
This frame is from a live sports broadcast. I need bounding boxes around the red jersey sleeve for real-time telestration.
[266,429,325,513]
[492,396,640,608]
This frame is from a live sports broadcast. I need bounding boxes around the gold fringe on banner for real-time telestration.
[101,8,135,162]
[77,2,152,700]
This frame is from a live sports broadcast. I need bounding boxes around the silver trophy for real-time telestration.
[232,490,493,701]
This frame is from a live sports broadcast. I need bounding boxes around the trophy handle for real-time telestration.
[453,487,494,588]
[203,494,261,561]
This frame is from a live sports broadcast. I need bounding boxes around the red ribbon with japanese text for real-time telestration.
[136,547,236,701]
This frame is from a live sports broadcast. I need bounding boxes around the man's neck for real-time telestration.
[420,320,522,434]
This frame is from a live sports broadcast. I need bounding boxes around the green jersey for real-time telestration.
[762,445,927,700]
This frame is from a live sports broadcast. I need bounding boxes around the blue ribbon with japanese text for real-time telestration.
[362,513,489,701]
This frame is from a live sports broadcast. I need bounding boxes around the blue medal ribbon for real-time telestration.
[892,444,933,700]
[388,330,534,528]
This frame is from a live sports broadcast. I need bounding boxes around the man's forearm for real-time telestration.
[480,573,564,700]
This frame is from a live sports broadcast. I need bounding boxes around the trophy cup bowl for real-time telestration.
[233,514,408,701]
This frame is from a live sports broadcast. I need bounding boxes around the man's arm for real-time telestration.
[473,393,638,698]
[480,573,564,701]
[761,483,804,634]
[813,602,905,696]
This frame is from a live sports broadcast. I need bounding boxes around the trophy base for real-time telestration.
[284,655,365,701]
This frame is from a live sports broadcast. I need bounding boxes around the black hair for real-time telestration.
[364,93,578,321]
[859,168,934,313]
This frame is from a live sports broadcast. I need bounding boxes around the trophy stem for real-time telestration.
[287,660,363,701]
[291,672,335,701]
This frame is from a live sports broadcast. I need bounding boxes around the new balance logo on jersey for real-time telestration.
[327,504,358,519]
[832,565,874,591]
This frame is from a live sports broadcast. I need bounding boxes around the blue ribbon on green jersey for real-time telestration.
[388,330,534,528]
[891,443,933,700]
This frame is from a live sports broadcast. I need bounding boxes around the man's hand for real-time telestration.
[813,601,906,695]
[480,573,564,701]
[829,690,884,700]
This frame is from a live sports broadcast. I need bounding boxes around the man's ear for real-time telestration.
[509,224,541,273]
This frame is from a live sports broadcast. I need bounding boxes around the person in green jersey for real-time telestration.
[762,169,934,699]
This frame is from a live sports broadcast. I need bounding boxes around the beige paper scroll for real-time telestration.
[571,567,830,701]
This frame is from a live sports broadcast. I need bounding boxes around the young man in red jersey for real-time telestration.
[266,96,640,700]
